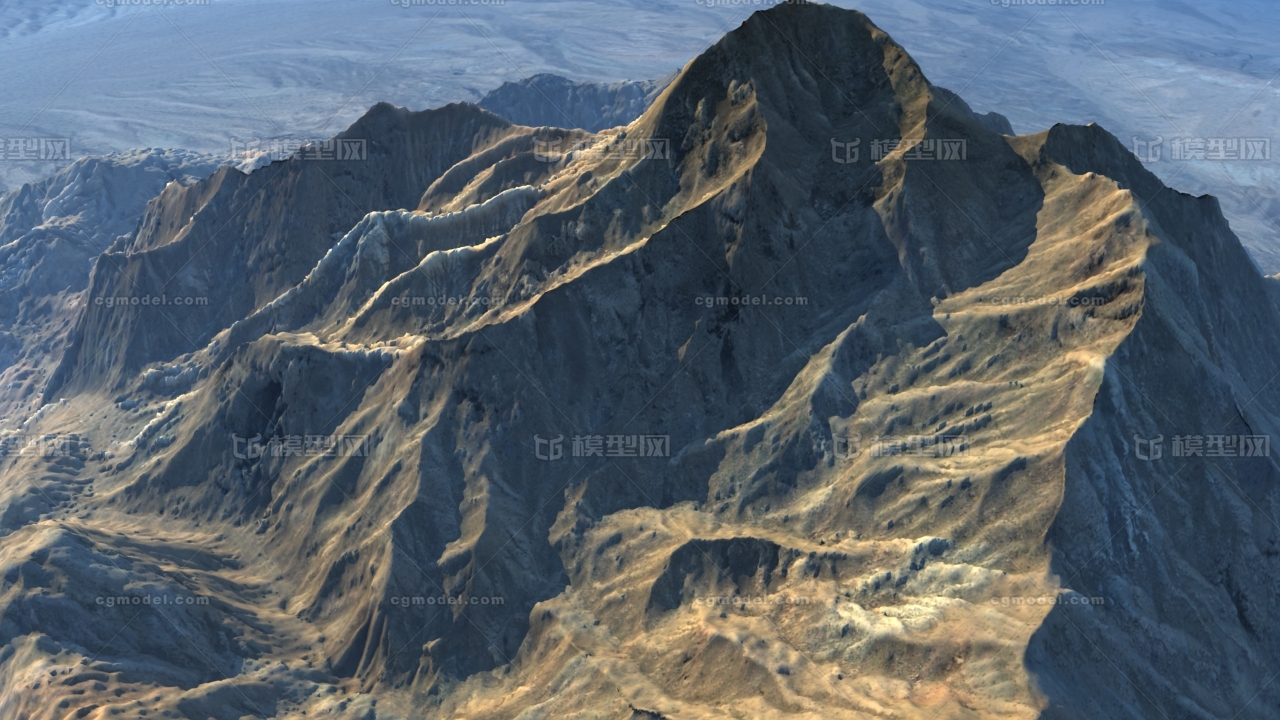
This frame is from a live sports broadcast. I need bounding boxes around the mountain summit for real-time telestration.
[3,4,1279,719]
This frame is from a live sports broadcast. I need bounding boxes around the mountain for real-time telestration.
[3,4,1280,719]
[0,149,222,423]
[3,0,1278,274]
[478,72,678,132]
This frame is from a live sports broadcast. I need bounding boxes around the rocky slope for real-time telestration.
[2,4,1278,719]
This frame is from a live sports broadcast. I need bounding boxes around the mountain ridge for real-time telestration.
[1,4,1278,719]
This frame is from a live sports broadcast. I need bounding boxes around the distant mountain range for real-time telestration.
[479,72,678,133]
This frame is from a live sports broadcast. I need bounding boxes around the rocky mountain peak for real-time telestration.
[2,4,1279,719]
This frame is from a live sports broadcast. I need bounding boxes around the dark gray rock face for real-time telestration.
[1025,123,1280,720]
[479,72,676,131]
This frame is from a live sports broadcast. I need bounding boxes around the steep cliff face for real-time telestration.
[1024,125,1280,719]
[3,4,1278,720]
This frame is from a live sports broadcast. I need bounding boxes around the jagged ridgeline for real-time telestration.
[3,3,1280,719]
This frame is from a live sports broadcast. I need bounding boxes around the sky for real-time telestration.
[1,0,1277,268]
